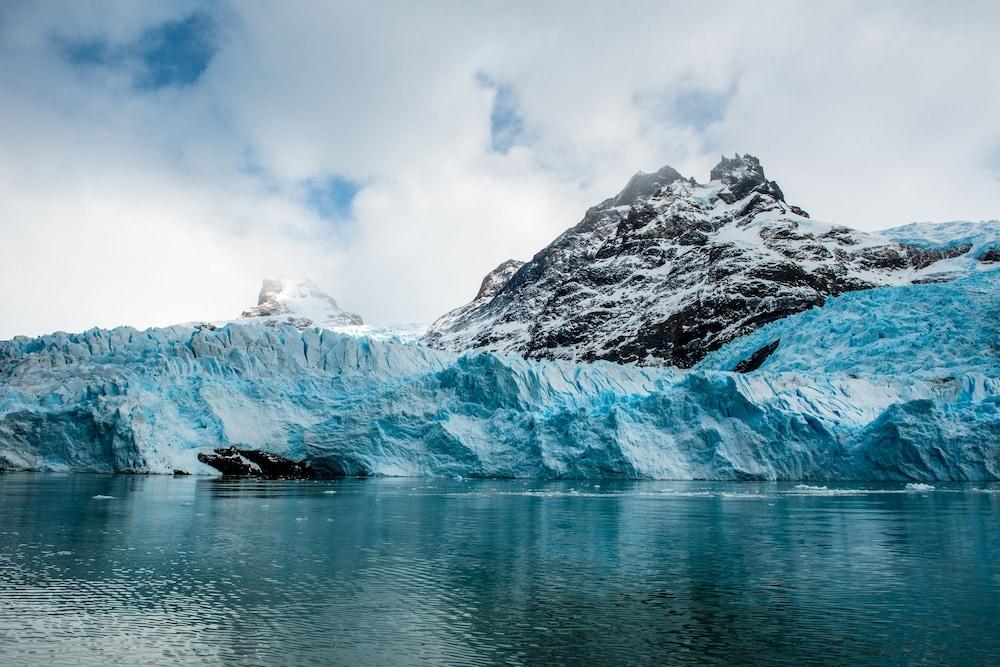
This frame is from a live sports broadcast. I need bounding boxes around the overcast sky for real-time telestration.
[1,0,998,338]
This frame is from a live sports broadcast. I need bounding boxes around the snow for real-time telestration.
[234,278,363,329]
[883,220,1000,280]
[883,220,1000,249]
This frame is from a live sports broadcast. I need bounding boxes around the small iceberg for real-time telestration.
[904,483,935,492]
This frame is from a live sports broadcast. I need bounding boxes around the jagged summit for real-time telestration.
[424,153,977,367]
[614,165,684,206]
[428,259,525,336]
[475,259,525,301]
[239,278,363,330]
[710,153,785,204]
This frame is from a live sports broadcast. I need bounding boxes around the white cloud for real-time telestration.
[0,0,997,338]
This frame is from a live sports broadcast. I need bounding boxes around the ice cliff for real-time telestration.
[1,245,997,479]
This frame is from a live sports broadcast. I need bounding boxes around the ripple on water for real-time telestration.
[0,475,999,666]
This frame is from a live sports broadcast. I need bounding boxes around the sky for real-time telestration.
[1,0,998,339]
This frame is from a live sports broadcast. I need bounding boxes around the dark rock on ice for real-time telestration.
[197,447,315,479]
[733,339,781,373]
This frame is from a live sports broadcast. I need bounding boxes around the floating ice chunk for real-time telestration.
[904,483,935,492]
[92,495,114,500]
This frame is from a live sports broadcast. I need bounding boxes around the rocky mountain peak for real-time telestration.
[475,260,526,301]
[710,153,785,204]
[240,278,363,329]
[614,165,685,206]
[424,153,977,368]
[710,153,764,183]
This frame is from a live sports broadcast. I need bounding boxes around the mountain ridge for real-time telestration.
[238,278,363,329]
[424,154,981,367]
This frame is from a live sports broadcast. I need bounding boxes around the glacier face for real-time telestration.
[698,270,1000,378]
[2,260,997,481]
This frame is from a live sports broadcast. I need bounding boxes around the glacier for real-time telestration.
[1,260,997,480]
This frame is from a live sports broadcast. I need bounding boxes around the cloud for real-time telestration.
[640,84,736,133]
[0,0,998,338]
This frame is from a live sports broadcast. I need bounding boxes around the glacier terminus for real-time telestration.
[1,156,998,481]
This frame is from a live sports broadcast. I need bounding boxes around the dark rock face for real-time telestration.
[198,448,255,476]
[710,154,785,204]
[475,260,526,301]
[424,153,966,368]
[980,247,1000,263]
[734,339,781,373]
[198,447,316,478]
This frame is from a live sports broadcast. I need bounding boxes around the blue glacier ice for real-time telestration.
[697,270,1000,378]
[0,268,996,480]
[1,221,997,480]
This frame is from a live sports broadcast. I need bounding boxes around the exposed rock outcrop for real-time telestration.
[198,447,316,478]
[424,154,973,367]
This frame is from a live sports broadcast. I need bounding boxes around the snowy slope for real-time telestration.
[428,260,524,335]
[881,220,1000,279]
[237,278,363,329]
[424,155,975,367]
[883,219,1000,251]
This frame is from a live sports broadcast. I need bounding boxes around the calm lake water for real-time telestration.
[1,474,999,666]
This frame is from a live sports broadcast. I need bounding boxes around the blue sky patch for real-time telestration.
[134,13,217,90]
[476,73,526,154]
[304,176,363,221]
[667,86,735,131]
[60,39,113,67]
[57,12,217,91]
[637,83,736,133]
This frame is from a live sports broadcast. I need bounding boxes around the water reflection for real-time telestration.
[1,475,999,666]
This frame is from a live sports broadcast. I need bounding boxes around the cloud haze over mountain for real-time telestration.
[1,0,997,338]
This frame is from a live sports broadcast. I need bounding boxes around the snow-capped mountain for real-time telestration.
[424,155,980,367]
[238,278,363,329]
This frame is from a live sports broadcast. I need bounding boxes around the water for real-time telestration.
[2,475,999,666]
